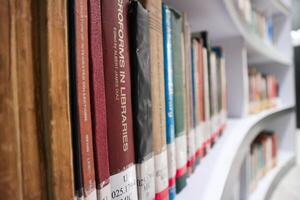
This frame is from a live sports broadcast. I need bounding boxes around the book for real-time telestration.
[88,0,111,199]
[162,3,176,199]
[68,0,84,197]
[128,1,155,199]
[39,0,75,199]
[191,38,202,164]
[139,0,169,199]
[200,31,213,150]
[12,0,47,199]
[169,8,188,193]
[195,39,206,158]
[182,14,196,174]
[101,0,138,199]
[69,0,97,199]
[0,2,23,198]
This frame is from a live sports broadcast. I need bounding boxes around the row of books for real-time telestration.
[237,0,273,44]
[245,131,278,194]
[68,0,227,200]
[248,68,279,114]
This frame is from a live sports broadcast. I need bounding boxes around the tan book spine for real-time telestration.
[38,0,75,199]
[0,1,23,199]
[15,0,47,199]
[140,0,169,199]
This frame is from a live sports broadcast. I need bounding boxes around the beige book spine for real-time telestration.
[0,1,22,199]
[38,0,75,199]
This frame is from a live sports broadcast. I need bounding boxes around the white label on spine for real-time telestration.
[110,165,138,200]
[85,190,97,200]
[97,183,111,200]
[136,156,155,200]
[188,129,196,159]
[167,142,176,179]
[175,133,187,169]
[154,149,168,193]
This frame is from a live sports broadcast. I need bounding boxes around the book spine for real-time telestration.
[169,8,188,193]
[191,39,201,164]
[183,14,196,174]
[128,2,155,200]
[209,52,218,142]
[139,0,169,199]
[74,0,97,199]
[101,0,138,199]
[0,2,22,198]
[38,0,75,198]
[162,3,176,200]
[200,31,213,149]
[196,40,206,158]
[68,0,84,198]
[88,0,111,199]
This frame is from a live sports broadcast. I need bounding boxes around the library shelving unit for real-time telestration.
[169,0,296,199]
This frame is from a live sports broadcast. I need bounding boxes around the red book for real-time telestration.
[74,0,97,198]
[88,0,111,199]
[101,0,138,199]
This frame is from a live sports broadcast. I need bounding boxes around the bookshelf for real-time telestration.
[248,151,295,200]
[170,0,296,199]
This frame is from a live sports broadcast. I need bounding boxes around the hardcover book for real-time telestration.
[88,0,111,199]
[169,8,188,193]
[70,0,97,199]
[139,0,169,199]
[162,3,176,199]
[200,31,213,150]
[129,2,155,199]
[182,14,196,174]
[191,39,201,164]
[101,0,138,199]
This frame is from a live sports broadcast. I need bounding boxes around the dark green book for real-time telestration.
[170,7,188,193]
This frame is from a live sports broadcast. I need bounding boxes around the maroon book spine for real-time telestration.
[88,0,111,199]
[74,0,97,198]
[101,0,138,199]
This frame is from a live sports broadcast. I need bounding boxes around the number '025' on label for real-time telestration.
[110,165,138,200]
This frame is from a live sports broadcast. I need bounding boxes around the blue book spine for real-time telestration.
[162,3,176,200]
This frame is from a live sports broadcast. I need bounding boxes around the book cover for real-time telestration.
[169,8,188,193]
[182,14,196,174]
[139,0,169,199]
[162,3,176,199]
[128,2,155,199]
[70,0,97,199]
[88,0,111,199]
[101,0,138,199]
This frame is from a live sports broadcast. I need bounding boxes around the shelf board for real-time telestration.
[176,105,294,200]
[249,151,295,200]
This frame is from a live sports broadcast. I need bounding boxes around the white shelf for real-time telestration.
[252,0,291,16]
[223,0,291,65]
[249,151,295,200]
[170,0,290,65]
[176,105,294,200]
